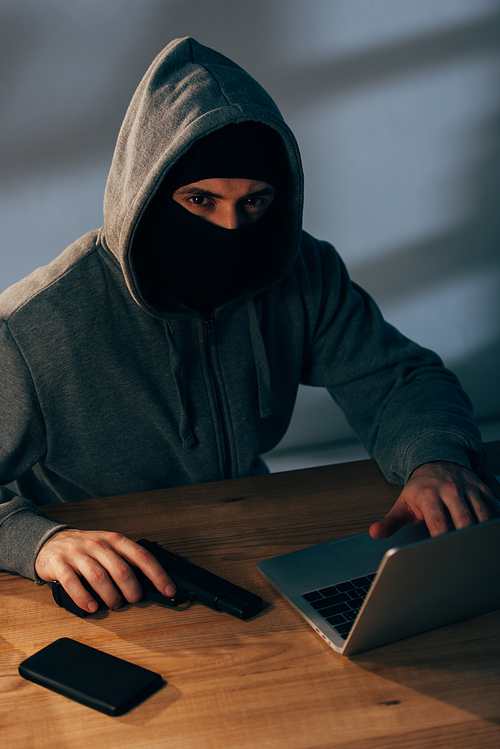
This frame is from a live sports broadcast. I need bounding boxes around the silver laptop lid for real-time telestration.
[258,518,500,655]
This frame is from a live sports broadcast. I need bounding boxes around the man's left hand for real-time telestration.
[369,461,500,539]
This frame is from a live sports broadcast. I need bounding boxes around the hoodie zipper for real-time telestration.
[204,317,230,479]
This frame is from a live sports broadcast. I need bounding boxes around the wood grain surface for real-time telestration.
[1,443,499,749]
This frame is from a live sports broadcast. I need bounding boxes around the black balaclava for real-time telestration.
[134,122,289,316]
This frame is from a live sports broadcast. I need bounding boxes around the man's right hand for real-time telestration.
[35,529,177,613]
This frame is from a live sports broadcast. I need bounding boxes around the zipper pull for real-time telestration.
[205,317,215,344]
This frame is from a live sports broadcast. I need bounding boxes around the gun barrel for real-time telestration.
[137,539,262,620]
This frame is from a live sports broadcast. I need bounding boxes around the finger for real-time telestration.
[54,565,104,614]
[463,487,492,524]
[476,484,500,519]
[78,558,129,610]
[437,481,491,531]
[439,490,475,532]
[105,535,178,599]
[456,481,500,524]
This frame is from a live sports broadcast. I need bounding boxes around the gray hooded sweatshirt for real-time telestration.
[0,38,487,581]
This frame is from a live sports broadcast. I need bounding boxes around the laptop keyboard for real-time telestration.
[302,573,377,639]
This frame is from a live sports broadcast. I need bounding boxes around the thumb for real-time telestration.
[369,500,416,539]
[369,514,404,539]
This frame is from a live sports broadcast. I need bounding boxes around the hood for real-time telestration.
[102,37,304,314]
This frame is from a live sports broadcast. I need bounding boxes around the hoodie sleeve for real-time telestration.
[0,320,70,581]
[299,236,488,484]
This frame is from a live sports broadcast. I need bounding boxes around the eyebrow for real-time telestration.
[174,185,275,199]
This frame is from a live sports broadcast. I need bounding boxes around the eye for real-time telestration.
[188,195,210,206]
[242,196,269,210]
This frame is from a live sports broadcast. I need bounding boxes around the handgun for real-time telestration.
[52,538,263,620]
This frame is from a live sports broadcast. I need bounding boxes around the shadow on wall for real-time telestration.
[350,107,500,421]
[0,2,186,183]
[269,10,500,106]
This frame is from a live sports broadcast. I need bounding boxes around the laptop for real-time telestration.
[257,516,500,656]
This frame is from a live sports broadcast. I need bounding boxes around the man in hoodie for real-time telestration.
[0,38,497,614]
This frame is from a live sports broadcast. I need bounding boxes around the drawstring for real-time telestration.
[247,299,273,419]
[163,322,197,448]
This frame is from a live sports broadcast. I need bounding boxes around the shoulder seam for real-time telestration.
[1,238,99,323]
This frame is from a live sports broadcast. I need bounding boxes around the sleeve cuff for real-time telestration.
[401,429,488,484]
[0,498,73,581]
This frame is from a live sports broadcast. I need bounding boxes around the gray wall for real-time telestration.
[2,0,499,459]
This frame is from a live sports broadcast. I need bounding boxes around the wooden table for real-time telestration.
[2,442,500,749]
